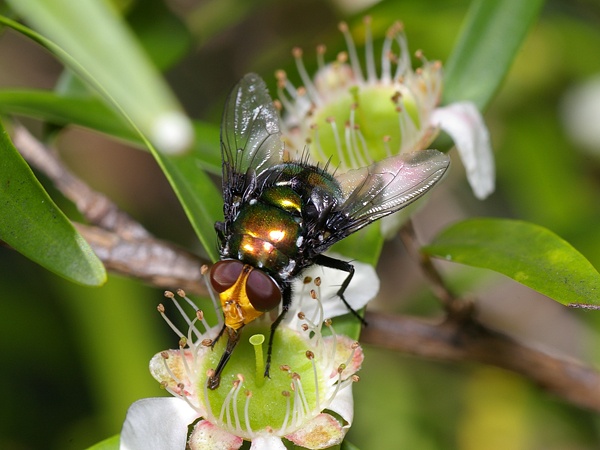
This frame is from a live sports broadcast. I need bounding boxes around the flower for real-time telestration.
[276,17,494,201]
[120,258,378,450]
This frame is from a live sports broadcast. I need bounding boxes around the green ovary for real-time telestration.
[311,85,420,166]
[200,323,323,432]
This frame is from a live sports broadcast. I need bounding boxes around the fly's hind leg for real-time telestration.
[314,254,367,326]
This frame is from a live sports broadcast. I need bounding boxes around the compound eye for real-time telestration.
[209,260,244,293]
[246,269,281,312]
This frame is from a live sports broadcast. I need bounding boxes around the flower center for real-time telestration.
[199,321,324,436]
[311,81,421,166]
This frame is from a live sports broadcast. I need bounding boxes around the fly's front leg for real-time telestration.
[314,254,367,326]
[210,323,227,349]
[264,283,292,378]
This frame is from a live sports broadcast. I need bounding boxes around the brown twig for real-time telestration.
[74,223,208,296]
[398,219,474,319]
[398,219,455,304]
[11,124,600,413]
[12,124,210,295]
[12,125,150,240]
[361,311,600,412]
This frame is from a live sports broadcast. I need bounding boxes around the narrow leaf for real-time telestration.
[0,89,139,142]
[0,85,222,257]
[0,121,106,286]
[0,89,223,175]
[443,0,545,110]
[2,0,193,154]
[157,150,222,263]
[127,0,192,71]
[423,218,600,309]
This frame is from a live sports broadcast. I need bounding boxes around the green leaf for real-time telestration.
[423,218,600,308]
[127,0,192,71]
[0,121,106,286]
[341,440,361,450]
[443,0,545,110]
[85,435,119,450]
[0,89,223,172]
[0,89,139,142]
[157,149,223,263]
[2,0,192,153]
[0,87,222,258]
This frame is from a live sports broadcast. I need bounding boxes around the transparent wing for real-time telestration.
[221,73,284,216]
[327,150,450,237]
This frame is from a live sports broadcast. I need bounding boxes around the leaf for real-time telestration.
[157,150,223,263]
[423,218,600,309]
[127,0,192,71]
[2,0,192,154]
[443,0,545,110]
[0,121,106,286]
[0,89,139,142]
[341,441,361,450]
[85,435,119,450]
[0,86,222,258]
[0,89,224,173]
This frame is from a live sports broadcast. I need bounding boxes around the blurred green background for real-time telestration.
[1,0,600,449]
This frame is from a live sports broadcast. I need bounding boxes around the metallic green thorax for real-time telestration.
[228,162,343,276]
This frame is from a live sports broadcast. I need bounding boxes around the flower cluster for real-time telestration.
[276,17,494,202]
[120,260,378,450]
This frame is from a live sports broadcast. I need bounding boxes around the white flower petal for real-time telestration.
[120,397,198,450]
[326,384,355,425]
[327,335,364,380]
[285,413,346,449]
[431,102,495,199]
[249,435,287,450]
[188,420,243,450]
[290,255,379,323]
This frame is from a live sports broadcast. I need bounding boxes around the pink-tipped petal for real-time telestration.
[188,420,244,450]
[286,413,346,449]
[432,102,495,199]
[149,349,197,397]
[120,398,198,450]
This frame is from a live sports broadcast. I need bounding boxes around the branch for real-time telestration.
[12,124,210,295]
[361,311,600,412]
[75,223,208,296]
[13,125,150,240]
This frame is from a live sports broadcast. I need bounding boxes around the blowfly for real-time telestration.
[207,73,450,388]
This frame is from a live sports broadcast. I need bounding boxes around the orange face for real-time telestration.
[209,260,282,330]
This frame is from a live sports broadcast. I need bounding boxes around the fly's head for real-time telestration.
[209,259,282,330]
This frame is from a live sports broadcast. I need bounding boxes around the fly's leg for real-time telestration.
[210,323,227,349]
[264,283,292,378]
[207,325,241,390]
[314,254,367,326]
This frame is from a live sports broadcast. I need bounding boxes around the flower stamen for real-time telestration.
[363,16,377,83]
[338,21,364,83]
[158,301,186,340]
[279,391,292,433]
[232,375,244,432]
[201,266,224,327]
[244,390,253,435]
[306,350,320,411]
[292,47,320,106]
